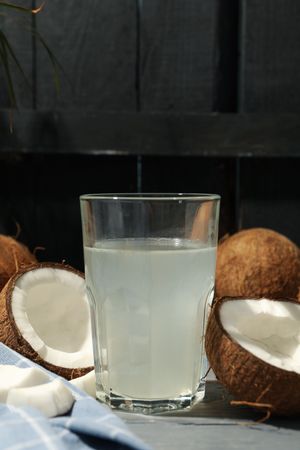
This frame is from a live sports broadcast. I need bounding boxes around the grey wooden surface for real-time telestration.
[119,381,300,450]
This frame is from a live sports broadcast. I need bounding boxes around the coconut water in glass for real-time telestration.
[80,194,220,414]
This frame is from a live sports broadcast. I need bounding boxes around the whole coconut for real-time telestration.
[0,235,37,291]
[216,228,300,299]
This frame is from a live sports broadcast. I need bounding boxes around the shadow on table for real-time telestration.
[160,381,300,431]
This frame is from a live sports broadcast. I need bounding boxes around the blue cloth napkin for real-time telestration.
[0,343,150,450]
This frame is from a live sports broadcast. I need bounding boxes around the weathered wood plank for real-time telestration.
[0,153,138,270]
[122,416,300,450]
[239,0,300,112]
[1,111,300,157]
[141,156,236,239]
[140,0,218,112]
[215,0,239,112]
[120,382,300,450]
[239,157,300,246]
[35,0,137,110]
[0,1,34,108]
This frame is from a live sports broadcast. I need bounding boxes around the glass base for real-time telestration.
[96,384,206,415]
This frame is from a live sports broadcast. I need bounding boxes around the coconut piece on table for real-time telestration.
[0,365,50,402]
[0,235,37,291]
[0,365,74,417]
[216,228,300,299]
[70,369,96,397]
[205,297,300,416]
[7,378,74,418]
[0,263,94,379]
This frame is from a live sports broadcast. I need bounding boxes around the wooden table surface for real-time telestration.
[118,382,300,450]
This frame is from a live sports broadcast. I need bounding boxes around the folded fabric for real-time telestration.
[0,343,150,450]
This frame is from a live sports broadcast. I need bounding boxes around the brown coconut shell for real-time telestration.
[216,228,300,299]
[205,296,300,416]
[0,235,37,291]
[0,262,94,380]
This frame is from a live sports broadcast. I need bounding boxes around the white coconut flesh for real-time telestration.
[11,267,93,368]
[220,299,300,374]
[0,365,75,417]
[7,379,74,418]
[0,365,49,402]
[70,369,96,398]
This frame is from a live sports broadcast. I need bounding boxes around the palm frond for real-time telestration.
[0,35,17,108]
[29,27,62,95]
[0,30,31,88]
[0,1,63,111]
[0,1,44,14]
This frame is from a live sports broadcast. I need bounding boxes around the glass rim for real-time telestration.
[80,193,221,201]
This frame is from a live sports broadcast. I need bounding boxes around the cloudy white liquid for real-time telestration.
[84,238,216,400]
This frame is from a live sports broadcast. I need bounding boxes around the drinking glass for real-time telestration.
[80,193,220,414]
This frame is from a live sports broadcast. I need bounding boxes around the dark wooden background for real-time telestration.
[0,0,299,269]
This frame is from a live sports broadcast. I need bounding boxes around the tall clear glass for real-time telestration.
[80,193,220,414]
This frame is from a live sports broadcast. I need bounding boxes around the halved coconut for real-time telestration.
[205,297,300,416]
[0,263,94,379]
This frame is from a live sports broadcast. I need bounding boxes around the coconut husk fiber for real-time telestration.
[0,235,37,291]
[0,263,93,380]
[216,228,300,299]
[205,297,300,417]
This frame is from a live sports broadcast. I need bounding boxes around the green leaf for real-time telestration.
[0,1,63,111]
[32,28,62,94]
[28,26,71,95]
[0,30,31,88]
